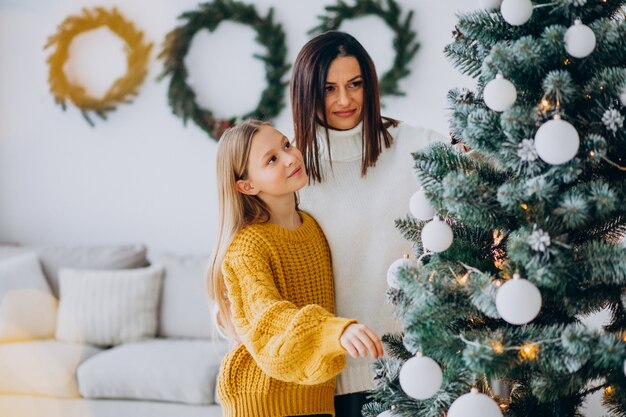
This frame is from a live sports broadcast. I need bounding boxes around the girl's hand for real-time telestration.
[340,323,384,359]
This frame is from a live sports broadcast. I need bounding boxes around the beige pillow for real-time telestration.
[0,252,57,342]
[55,266,163,347]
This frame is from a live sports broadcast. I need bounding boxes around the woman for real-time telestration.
[290,31,446,416]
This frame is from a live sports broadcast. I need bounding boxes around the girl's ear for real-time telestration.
[236,179,259,196]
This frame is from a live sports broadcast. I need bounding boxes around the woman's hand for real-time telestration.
[340,323,384,359]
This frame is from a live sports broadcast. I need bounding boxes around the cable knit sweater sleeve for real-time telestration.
[222,229,356,386]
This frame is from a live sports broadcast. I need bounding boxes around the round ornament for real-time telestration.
[534,116,580,165]
[479,0,503,10]
[45,7,153,125]
[399,353,443,400]
[159,0,289,140]
[309,0,418,97]
[410,188,435,221]
[448,388,503,417]
[496,274,542,325]
[623,358,625,377]
[565,20,596,58]
[377,412,395,417]
[421,217,454,253]
[484,73,517,112]
[500,0,533,26]
[387,254,416,289]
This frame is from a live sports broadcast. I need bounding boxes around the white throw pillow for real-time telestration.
[149,253,212,338]
[55,266,163,347]
[0,252,57,342]
[0,340,101,397]
[30,244,148,296]
[77,339,227,404]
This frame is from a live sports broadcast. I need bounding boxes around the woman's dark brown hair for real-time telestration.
[290,31,398,183]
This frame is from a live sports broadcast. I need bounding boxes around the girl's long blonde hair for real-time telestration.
[207,120,272,340]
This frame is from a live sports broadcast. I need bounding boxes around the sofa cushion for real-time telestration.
[0,252,57,342]
[149,253,212,338]
[0,340,101,398]
[28,244,148,297]
[55,266,163,347]
[77,339,227,405]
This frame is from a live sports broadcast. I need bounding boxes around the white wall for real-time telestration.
[0,0,472,254]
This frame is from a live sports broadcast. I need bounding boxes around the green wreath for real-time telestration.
[158,0,290,140]
[309,0,419,97]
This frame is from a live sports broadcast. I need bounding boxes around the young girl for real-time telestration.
[207,119,383,417]
[291,31,446,416]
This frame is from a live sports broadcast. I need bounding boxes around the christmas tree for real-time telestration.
[365,1,626,416]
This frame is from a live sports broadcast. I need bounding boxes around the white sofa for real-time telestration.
[0,244,226,417]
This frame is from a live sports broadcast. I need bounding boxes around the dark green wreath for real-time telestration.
[158,0,290,140]
[309,0,419,97]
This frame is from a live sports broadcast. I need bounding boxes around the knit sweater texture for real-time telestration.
[218,211,355,417]
[298,121,445,395]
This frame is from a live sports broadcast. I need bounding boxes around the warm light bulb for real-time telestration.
[493,229,505,244]
[605,386,615,396]
[491,341,504,354]
[564,58,572,65]
[541,99,550,109]
[520,203,529,211]
[494,280,503,287]
[590,151,596,158]
[457,273,469,285]
[519,343,539,360]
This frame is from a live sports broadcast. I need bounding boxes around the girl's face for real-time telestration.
[324,55,364,130]
[236,125,307,199]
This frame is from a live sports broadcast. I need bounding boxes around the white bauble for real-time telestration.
[421,217,453,253]
[565,20,596,58]
[387,255,416,289]
[500,0,533,26]
[623,358,626,377]
[496,274,542,325]
[410,189,435,221]
[377,412,394,417]
[399,354,443,400]
[534,117,580,165]
[448,388,504,417]
[620,85,626,107]
[484,73,517,112]
[479,0,503,10]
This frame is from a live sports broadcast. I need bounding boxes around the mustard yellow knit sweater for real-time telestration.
[218,211,355,417]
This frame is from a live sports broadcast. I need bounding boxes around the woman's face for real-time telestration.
[323,56,364,130]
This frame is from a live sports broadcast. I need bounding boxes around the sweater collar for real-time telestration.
[260,211,318,242]
[316,122,363,162]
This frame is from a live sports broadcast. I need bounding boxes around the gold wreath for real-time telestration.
[45,7,152,122]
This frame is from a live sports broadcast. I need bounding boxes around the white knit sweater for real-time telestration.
[298,121,445,395]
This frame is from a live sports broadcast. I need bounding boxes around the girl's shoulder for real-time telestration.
[227,224,271,255]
